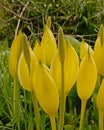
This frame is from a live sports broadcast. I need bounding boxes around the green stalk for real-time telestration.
[31,90,40,130]
[13,78,20,130]
[58,62,65,130]
[28,113,34,130]
[79,100,87,130]
[58,27,65,130]
[13,79,17,117]
[13,78,19,118]
[50,116,56,130]
[99,110,104,130]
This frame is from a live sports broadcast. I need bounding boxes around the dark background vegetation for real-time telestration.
[0,0,104,46]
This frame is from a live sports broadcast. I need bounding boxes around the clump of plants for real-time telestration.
[8,16,104,130]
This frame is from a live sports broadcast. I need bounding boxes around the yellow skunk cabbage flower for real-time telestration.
[33,40,43,62]
[18,38,40,130]
[96,78,104,130]
[18,52,31,91]
[77,52,97,130]
[41,25,56,66]
[80,39,94,60]
[51,39,79,96]
[97,78,104,113]
[32,62,59,117]
[9,31,22,79]
[18,46,38,91]
[77,53,97,100]
[94,26,104,76]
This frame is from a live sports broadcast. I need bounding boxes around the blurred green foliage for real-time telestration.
[0,0,104,45]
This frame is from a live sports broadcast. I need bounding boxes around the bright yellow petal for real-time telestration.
[96,78,104,113]
[94,36,104,76]
[33,40,43,62]
[77,54,97,100]
[30,47,38,80]
[80,39,94,60]
[18,47,38,91]
[32,63,59,116]
[41,25,56,66]
[18,52,31,91]
[9,32,22,79]
[51,39,79,96]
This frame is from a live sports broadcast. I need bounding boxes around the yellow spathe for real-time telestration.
[51,39,79,96]
[94,35,104,76]
[18,52,31,91]
[9,32,22,79]
[41,25,56,66]
[80,39,94,60]
[32,62,59,116]
[18,47,38,91]
[33,40,43,62]
[97,78,104,113]
[77,54,97,100]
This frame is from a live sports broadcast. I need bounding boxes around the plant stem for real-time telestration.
[13,78,18,117]
[13,78,20,130]
[99,110,103,130]
[58,62,65,130]
[79,100,87,130]
[31,90,40,130]
[50,116,56,130]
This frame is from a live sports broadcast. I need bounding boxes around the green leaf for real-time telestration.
[83,122,91,130]
[64,124,74,130]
